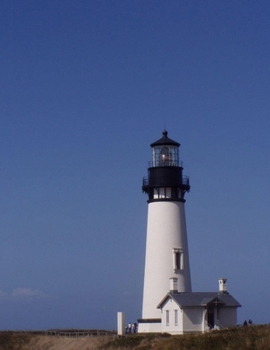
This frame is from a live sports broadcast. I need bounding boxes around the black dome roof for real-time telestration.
[150,130,180,147]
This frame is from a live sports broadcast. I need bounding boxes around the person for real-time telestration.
[243,320,247,326]
[248,319,253,325]
[128,322,132,333]
[134,323,137,333]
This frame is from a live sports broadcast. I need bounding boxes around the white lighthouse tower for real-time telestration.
[138,131,192,333]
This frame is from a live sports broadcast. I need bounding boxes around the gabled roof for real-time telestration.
[157,292,241,309]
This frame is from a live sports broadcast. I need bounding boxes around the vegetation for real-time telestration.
[1,325,270,349]
[99,325,270,350]
[0,332,31,350]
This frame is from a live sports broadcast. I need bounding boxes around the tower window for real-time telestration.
[175,252,181,269]
[173,248,184,271]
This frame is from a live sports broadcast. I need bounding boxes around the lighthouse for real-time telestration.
[138,131,192,333]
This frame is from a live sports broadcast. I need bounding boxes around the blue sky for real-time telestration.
[0,0,270,330]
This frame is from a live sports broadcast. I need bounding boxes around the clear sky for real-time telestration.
[0,0,270,330]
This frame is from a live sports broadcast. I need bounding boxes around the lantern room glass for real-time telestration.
[151,145,179,167]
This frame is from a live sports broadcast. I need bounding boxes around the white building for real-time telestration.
[157,278,241,334]
[138,131,191,333]
[138,132,241,334]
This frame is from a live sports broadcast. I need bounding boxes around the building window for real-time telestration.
[174,310,178,326]
[166,310,170,326]
[173,248,184,271]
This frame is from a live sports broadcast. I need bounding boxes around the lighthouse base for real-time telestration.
[137,318,161,333]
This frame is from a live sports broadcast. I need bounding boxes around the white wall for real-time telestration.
[159,298,238,334]
[142,201,191,320]
[182,308,203,333]
[160,300,205,334]
[219,308,237,328]
[160,299,184,334]
[138,322,162,333]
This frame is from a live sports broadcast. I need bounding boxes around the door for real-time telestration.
[207,309,214,329]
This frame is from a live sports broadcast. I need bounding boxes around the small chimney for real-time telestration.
[170,277,178,293]
[219,278,228,294]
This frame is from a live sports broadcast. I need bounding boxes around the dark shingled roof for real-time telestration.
[157,292,241,309]
[150,130,180,148]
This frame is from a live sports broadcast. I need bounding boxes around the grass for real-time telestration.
[1,325,270,350]
[99,325,270,350]
[0,332,31,350]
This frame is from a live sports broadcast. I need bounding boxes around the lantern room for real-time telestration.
[142,131,190,203]
[150,130,180,167]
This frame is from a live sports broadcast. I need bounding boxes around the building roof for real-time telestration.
[157,292,241,309]
[150,130,180,148]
